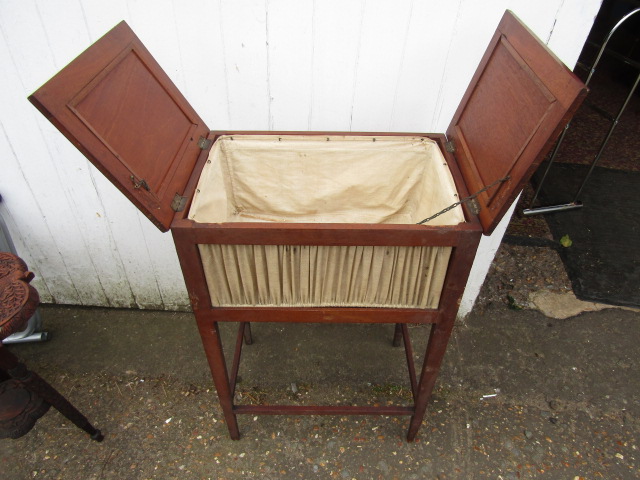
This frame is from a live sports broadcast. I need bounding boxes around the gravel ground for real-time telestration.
[3,373,638,479]
[476,242,573,312]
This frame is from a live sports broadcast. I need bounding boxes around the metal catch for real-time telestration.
[130,175,150,191]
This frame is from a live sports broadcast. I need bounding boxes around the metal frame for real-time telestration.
[524,7,640,216]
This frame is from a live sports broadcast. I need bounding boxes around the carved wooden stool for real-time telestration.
[0,252,103,441]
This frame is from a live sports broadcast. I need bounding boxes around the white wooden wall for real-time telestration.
[0,0,601,311]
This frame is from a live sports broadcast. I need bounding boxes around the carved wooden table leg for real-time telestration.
[0,252,103,441]
[0,347,104,441]
[0,375,51,439]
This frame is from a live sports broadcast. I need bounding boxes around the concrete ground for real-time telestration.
[1,297,639,479]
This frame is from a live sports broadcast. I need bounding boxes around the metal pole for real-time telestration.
[523,7,640,216]
[571,71,640,202]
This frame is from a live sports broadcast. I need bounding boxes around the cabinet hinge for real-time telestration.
[445,139,456,153]
[468,198,481,215]
[171,193,187,212]
[197,136,213,150]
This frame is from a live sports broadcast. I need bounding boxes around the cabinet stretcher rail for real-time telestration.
[227,321,419,418]
[208,307,441,325]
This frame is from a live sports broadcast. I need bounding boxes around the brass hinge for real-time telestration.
[171,193,187,212]
[445,139,456,153]
[197,136,213,150]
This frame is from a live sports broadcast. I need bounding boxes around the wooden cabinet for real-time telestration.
[29,10,586,440]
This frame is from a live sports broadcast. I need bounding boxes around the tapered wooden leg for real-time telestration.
[406,321,454,441]
[392,323,403,347]
[195,315,240,440]
[243,322,253,345]
[405,232,480,441]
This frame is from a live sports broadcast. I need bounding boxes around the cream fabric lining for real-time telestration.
[188,135,464,308]
[199,244,452,308]
[189,135,464,225]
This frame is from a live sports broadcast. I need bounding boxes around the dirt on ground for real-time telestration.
[476,242,573,313]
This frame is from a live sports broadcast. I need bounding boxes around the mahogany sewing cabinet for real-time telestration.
[28,11,586,440]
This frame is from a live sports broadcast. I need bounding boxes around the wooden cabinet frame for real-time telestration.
[170,132,481,440]
[29,11,586,441]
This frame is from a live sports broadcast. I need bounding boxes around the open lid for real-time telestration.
[29,22,209,232]
[447,11,587,235]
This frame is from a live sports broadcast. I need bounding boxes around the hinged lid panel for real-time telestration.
[29,21,209,232]
[447,11,587,235]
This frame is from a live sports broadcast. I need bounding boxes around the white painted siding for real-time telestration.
[0,0,601,311]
